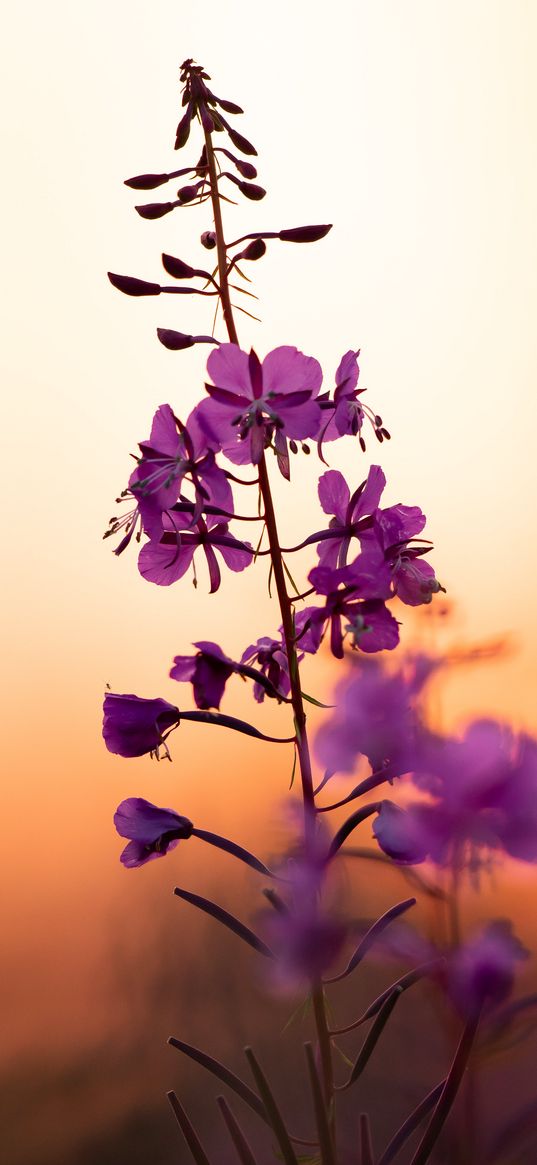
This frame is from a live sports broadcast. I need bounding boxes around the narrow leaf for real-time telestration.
[359,1114,374,1165]
[377,1080,445,1165]
[327,899,416,982]
[191,827,273,876]
[327,803,381,859]
[167,1091,212,1165]
[174,886,274,958]
[217,1096,259,1165]
[340,987,403,1090]
[168,1037,266,1122]
[304,1043,336,1165]
[301,692,334,709]
[245,1047,299,1165]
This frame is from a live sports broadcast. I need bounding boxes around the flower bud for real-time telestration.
[124,172,170,190]
[108,272,161,297]
[177,183,202,204]
[135,201,176,220]
[279,224,333,243]
[240,239,267,261]
[201,231,217,249]
[238,181,266,201]
[225,123,257,156]
[200,105,215,133]
[157,328,196,350]
[175,105,193,149]
[161,253,196,279]
[214,96,244,114]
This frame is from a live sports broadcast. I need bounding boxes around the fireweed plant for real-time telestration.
[104,60,537,1164]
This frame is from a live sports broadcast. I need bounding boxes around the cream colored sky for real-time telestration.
[1,0,537,1061]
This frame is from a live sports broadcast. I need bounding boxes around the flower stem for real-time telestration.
[203,121,334,1138]
[409,1011,481,1165]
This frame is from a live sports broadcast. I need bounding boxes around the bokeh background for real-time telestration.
[2,1,537,1161]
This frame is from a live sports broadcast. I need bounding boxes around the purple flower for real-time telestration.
[138,508,253,591]
[197,344,323,474]
[307,548,398,658]
[363,503,443,607]
[103,693,180,758]
[259,853,347,988]
[373,720,537,868]
[314,657,427,776]
[130,403,233,523]
[448,922,529,1019]
[114,797,193,867]
[316,466,386,569]
[170,641,236,709]
[240,636,293,702]
[317,349,388,452]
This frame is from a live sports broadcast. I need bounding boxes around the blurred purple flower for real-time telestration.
[138,508,253,591]
[103,693,180,758]
[197,344,323,473]
[373,720,537,867]
[114,797,193,867]
[260,852,347,988]
[448,922,529,1019]
[170,641,236,709]
[314,657,428,776]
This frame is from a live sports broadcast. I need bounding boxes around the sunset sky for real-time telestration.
[2,3,537,1154]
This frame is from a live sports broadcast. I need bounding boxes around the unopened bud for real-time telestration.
[241,239,266,261]
[177,184,199,204]
[162,253,196,279]
[157,328,196,350]
[279,225,333,243]
[238,181,266,201]
[225,123,257,156]
[108,272,161,297]
[215,96,244,114]
[175,106,193,150]
[135,201,176,220]
[201,231,217,249]
[124,173,170,190]
[200,105,215,133]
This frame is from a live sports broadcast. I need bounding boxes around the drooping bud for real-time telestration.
[213,96,244,115]
[200,104,215,133]
[125,173,170,190]
[240,239,267,261]
[215,147,257,179]
[201,231,217,249]
[175,104,193,149]
[135,201,177,220]
[157,328,219,350]
[108,272,161,297]
[279,225,333,243]
[161,253,196,279]
[237,180,266,201]
[177,183,202,204]
[220,117,257,156]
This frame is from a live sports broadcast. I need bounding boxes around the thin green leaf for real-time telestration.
[304,1043,336,1165]
[168,1038,266,1122]
[174,886,274,958]
[268,562,274,598]
[167,1091,212,1165]
[234,263,254,283]
[253,523,266,561]
[282,557,301,596]
[289,744,298,790]
[301,692,334,709]
[245,1047,299,1165]
[232,302,262,322]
